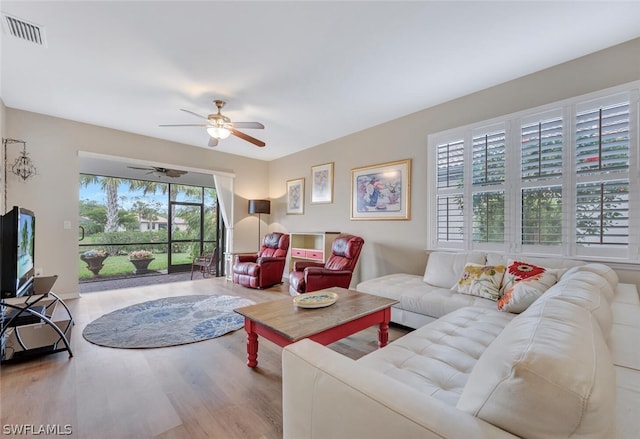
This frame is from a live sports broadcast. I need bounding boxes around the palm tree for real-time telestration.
[79,174,122,232]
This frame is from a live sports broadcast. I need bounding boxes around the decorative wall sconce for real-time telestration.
[3,138,37,181]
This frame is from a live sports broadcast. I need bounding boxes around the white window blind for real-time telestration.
[521,117,563,181]
[437,140,464,189]
[574,100,630,255]
[471,129,506,244]
[520,116,564,247]
[472,131,506,186]
[429,83,639,262]
[435,140,465,246]
[437,195,464,242]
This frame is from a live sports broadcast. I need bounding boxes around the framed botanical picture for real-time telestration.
[311,162,334,204]
[286,178,305,214]
[351,159,411,220]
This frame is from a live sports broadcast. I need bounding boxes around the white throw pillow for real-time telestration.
[497,260,560,313]
[423,251,485,288]
[454,263,506,301]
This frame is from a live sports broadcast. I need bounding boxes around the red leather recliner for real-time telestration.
[233,232,290,289]
[289,234,364,296]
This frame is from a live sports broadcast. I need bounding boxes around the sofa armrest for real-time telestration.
[256,256,286,264]
[235,254,258,263]
[293,260,324,271]
[282,339,518,439]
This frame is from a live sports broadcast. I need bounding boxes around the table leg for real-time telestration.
[378,307,391,348]
[378,321,389,348]
[245,319,258,367]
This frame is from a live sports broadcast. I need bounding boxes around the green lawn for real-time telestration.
[79,253,193,279]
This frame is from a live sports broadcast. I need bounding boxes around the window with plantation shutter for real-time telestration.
[575,102,629,175]
[520,115,564,247]
[437,140,464,189]
[574,99,631,254]
[429,82,639,262]
[472,131,506,186]
[437,195,464,242]
[435,140,465,246]
[521,117,563,181]
[576,181,629,246]
[471,128,506,244]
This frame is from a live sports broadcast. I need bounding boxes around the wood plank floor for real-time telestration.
[1,278,409,438]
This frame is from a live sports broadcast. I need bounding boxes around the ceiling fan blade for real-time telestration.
[231,128,265,147]
[128,166,153,171]
[159,123,207,127]
[208,137,219,147]
[232,122,264,129]
[180,109,208,120]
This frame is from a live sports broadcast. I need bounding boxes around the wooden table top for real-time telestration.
[234,287,398,341]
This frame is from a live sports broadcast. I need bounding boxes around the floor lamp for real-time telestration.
[248,199,271,251]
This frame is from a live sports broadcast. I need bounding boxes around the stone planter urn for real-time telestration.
[81,254,109,277]
[129,257,155,274]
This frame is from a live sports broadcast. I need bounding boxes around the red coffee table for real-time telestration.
[234,287,398,368]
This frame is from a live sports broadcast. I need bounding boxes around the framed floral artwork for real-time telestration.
[286,178,305,214]
[351,159,411,220]
[311,162,334,204]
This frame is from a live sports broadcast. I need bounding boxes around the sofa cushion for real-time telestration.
[457,299,615,439]
[357,273,497,320]
[358,307,515,407]
[454,263,506,301]
[538,269,613,336]
[423,251,485,288]
[486,253,585,271]
[562,263,618,301]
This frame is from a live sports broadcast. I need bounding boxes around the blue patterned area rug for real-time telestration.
[82,295,254,348]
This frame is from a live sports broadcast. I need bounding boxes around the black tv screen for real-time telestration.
[1,206,35,298]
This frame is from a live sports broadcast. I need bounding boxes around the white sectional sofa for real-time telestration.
[282,252,640,438]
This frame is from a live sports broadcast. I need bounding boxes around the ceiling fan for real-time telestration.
[127,166,187,178]
[160,99,265,147]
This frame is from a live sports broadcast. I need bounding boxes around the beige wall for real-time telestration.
[269,37,640,288]
[4,110,269,297]
[4,38,640,297]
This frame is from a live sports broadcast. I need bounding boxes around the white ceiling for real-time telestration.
[2,1,640,163]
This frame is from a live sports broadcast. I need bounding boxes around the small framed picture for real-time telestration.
[311,162,334,204]
[286,178,305,214]
[351,159,411,220]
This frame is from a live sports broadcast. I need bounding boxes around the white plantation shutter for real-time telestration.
[471,128,506,245]
[521,117,563,180]
[574,98,631,256]
[520,114,564,248]
[429,83,639,262]
[436,195,464,242]
[437,140,464,189]
[576,102,630,175]
[435,140,465,246]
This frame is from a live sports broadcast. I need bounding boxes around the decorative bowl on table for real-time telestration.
[293,291,339,308]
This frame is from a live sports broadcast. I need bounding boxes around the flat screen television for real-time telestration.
[1,206,35,298]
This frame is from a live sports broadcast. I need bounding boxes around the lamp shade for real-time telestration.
[248,199,271,215]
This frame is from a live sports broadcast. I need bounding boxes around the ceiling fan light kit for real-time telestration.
[207,125,231,140]
[160,99,265,147]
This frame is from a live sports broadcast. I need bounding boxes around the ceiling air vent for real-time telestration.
[2,13,46,46]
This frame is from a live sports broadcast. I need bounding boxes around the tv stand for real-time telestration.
[1,276,74,363]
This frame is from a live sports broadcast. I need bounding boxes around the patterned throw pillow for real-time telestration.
[497,260,559,313]
[454,263,507,301]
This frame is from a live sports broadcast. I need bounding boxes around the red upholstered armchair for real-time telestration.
[289,234,364,296]
[233,232,290,289]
